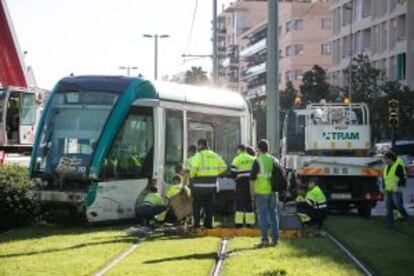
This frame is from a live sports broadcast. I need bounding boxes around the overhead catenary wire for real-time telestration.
[185,0,199,54]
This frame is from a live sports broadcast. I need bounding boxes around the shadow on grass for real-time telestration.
[259,270,287,276]
[0,237,138,259]
[0,223,134,243]
[143,252,217,264]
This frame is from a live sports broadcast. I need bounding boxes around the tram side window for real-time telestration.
[164,110,183,182]
[102,108,154,180]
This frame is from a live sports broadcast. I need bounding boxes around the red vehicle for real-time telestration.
[0,0,44,165]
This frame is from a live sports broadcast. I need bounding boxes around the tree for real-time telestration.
[184,66,208,85]
[280,81,297,112]
[348,54,384,105]
[300,65,331,103]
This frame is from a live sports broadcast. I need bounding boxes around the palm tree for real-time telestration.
[184,66,208,85]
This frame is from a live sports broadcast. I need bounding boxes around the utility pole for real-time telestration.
[212,0,219,86]
[342,2,353,120]
[266,0,279,156]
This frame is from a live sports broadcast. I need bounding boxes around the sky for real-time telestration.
[6,0,233,89]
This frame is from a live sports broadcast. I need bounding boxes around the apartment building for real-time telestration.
[217,0,267,90]
[329,0,414,89]
[237,0,332,98]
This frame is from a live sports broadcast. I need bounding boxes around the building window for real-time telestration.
[397,15,406,41]
[286,44,304,57]
[397,53,406,80]
[295,44,304,55]
[286,45,293,57]
[321,18,332,30]
[321,43,332,55]
[295,70,303,80]
[286,19,303,33]
[286,70,294,82]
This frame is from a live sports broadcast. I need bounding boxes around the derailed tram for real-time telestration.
[30,76,253,223]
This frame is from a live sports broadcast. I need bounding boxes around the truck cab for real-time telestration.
[0,86,39,164]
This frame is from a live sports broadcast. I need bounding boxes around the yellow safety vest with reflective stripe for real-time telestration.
[254,153,274,195]
[190,149,227,178]
[305,186,327,209]
[296,195,306,203]
[383,158,404,192]
[166,184,191,199]
[397,158,406,174]
[184,155,195,171]
[231,152,255,178]
[143,192,164,206]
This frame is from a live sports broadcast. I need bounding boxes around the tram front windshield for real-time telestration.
[33,91,119,179]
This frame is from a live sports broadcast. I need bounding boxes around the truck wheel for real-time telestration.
[357,203,372,218]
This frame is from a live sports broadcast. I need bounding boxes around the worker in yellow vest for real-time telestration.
[231,144,255,228]
[296,178,327,229]
[190,139,227,229]
[250,140,280,247]
[136,185,166,227]
[185,145,197,172]
[295,185,311,224]
[383,151,409,226]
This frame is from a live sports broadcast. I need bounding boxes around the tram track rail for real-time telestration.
[324,229,376,276]
[211,238,229,276]
[391,225,414,239]
[93,239,140,276]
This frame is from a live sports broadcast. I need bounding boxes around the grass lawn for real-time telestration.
[326,216,414,276]
[108,236,221,276]
[0,224,134,276]
[222,237,361,276]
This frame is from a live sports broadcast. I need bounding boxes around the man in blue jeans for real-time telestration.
[383,151,409,226]
[250,140,279,247]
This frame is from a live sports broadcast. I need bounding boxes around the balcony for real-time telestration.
[246,84,266,99]
[221,56,239,68]
[240,38,267,59]
[241,62,266,81]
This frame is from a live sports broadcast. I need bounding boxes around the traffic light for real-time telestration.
[294,95,302,107]
[388,99,399,127]
[343,96,350,104]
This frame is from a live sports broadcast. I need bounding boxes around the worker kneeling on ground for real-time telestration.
[296,177,327,229]
[136,185,167,227]
[231,144,255,228]
[190,139,227,229]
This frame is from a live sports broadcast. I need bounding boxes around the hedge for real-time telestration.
[0,165,39,230]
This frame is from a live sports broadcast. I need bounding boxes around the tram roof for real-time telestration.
[153,81,248,111]
[56,76,248,111]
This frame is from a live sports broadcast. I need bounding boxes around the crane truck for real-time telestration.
[0,0,45,165]
[282,102,383,217]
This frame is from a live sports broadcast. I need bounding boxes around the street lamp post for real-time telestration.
[344,1,353,103]
[143,34,170,80]
[119,65,138,77]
